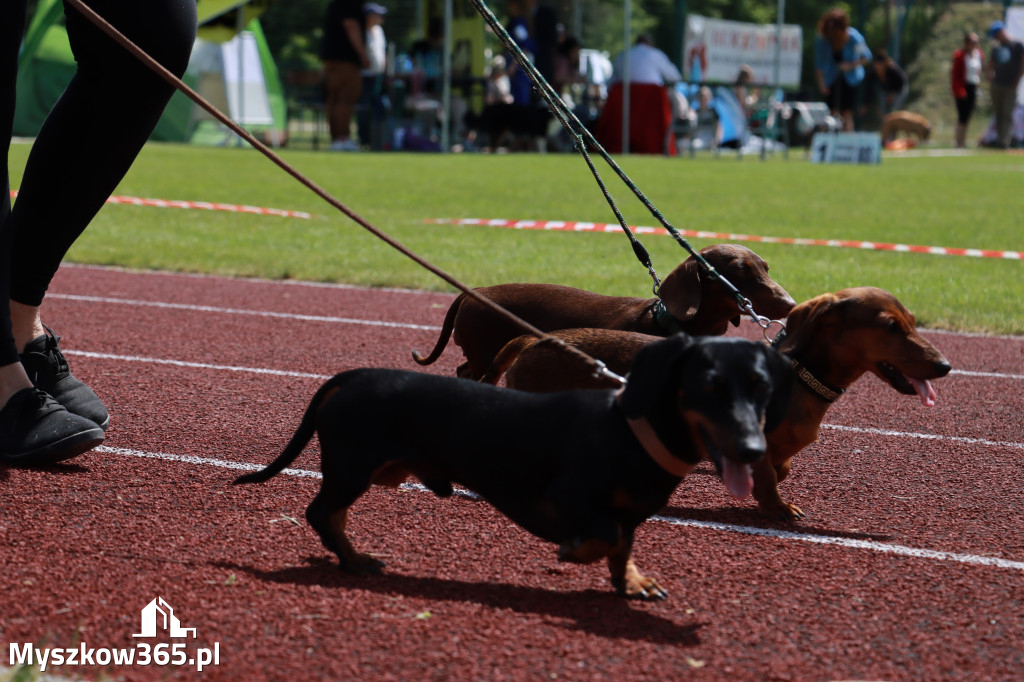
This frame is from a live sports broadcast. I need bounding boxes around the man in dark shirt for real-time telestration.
[985,20,1024,148]
[870,50,909,114]
[321,0,369,151]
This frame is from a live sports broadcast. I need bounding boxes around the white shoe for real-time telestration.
[329,139,359,151]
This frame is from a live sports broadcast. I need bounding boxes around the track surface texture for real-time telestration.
[2,265,1022,681]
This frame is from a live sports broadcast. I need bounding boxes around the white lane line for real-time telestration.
[821,424,1024,450]
[60,263,448,297]
[48,294,442,332]
[58,340,1024,384]
[65,349,1024,451]
[653,515,1024,571]
[950,369,1024,380]
[49,274,1024,343]
[66,350,333,380]
[93,445,1024,572]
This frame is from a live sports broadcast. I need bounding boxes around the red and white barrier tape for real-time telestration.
[427,218,1024,261]
[9,190,311,219]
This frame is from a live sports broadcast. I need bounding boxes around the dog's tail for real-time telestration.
[233,375,346,485]
[411,293,464,366]
[479,334,536,385]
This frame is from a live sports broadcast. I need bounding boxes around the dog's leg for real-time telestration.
[774,458,792,484]
[455,361,474,379]
[606,535,668,601]
[751,456,805,521]
[549,477,623,563]
[306,488,385,575]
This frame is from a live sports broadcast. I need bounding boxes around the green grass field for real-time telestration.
[8,142,1023,334]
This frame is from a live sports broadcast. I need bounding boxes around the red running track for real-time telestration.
[2,265,1023,681]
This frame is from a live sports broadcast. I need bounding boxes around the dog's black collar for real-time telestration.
[772,329,843,403]
[651,299,684,334]
[769,327,787,348]
[789,358,845,403]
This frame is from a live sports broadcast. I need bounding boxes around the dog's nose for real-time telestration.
[932,358,952,377]
[735,437,767,464]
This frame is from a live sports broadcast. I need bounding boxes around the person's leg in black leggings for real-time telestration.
[0,0,196,464]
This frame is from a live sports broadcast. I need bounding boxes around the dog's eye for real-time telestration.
[885,319,902,334]
[702,375,725,393]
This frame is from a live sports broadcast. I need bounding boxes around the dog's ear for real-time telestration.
[657,256,702,321]
[762,344,795,433]
[779,292,841,358]
[620,333,694,418]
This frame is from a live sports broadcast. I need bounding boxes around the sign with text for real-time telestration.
[810,132,882,165]
[684,15,803,86]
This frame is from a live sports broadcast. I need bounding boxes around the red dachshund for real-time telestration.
[480,287,952,521]
[412,244,794,379]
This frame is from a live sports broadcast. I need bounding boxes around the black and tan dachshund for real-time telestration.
[235,334,793,600]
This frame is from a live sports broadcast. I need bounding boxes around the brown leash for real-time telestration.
[61,0,624,387]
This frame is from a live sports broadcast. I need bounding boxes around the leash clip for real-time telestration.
[738,297,772,329]
[592,360,627,387]
[764,319,787,345]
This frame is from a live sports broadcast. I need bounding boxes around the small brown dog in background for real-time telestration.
[881,111,932,144]
[412,244,795,380]
[481,287,952,522]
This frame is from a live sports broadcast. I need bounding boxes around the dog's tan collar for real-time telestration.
[615,391,696,478]
[790,358,844,403]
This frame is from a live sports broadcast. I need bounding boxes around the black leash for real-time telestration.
[467,0,771,328]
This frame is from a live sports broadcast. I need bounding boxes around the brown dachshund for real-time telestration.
[480,328,651,391]
[881,111,932,144]
[755,286,950,520]
[481,287,952,521]
[412,244,794,380]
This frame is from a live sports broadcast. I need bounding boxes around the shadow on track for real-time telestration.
[215,557,703,647]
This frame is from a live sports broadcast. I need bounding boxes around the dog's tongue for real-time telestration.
[721,459,754,499]
[909,376,937,407]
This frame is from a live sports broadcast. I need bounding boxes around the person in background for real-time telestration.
[523,0,559,86]
[733,64,759,118]
[951,30,984,148]
[692,85,722,151]
[985,20,1024,149]
[552,36,584,100]
[321,0,368,151]
[595,34,682,155]
[1,0,196,465]
[485,55,514,106]
[358,2,388,150]
[870,49,909,114]
[814,7,871,132]
[410,16,443,80]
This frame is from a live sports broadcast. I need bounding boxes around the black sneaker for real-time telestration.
[0,387,105,466]
[20,326,109,430]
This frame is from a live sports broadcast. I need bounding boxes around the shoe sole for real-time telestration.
[1,428,105,467]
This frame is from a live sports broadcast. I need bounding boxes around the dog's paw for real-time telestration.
[758,500,806,522]
[616,575,669,601]
[339,552,386,575]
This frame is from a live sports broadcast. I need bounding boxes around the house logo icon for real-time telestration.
[132,597,197,639]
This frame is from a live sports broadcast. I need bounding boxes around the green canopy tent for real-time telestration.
[14,0,287,143]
